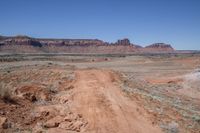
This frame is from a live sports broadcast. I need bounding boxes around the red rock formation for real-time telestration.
[142,43,174,53]
[115,38,130,45]
[0,36,174,53]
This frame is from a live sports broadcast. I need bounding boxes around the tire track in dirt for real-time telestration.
[71,69,162,133]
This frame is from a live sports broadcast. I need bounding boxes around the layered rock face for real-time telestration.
[0,36,174,53]
[143,43,174,52]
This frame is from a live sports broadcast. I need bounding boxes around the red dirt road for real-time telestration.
[71,69,162,133]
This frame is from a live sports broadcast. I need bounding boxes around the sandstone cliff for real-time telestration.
[142,43,174,53]
[0,35,174,53]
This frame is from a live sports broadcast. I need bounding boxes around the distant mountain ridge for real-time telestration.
[0,35,174,53]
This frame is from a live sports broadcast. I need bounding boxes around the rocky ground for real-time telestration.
[0,53,200,133]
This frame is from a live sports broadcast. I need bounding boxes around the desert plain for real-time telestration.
[0,53,200,133]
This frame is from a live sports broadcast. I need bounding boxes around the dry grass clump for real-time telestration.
[0,83,15,104]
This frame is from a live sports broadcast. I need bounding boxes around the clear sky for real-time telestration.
[0,0,200,50]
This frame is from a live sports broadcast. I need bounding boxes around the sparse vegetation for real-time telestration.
[0,53,200,132]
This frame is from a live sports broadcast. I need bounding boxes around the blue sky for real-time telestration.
[0,0,200,50]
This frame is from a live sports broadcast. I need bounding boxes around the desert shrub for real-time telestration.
[160,121,179,133]
[0,84,15,104]
[192,115,200,124]
[0,87,10,101]
[48,62,53,65]
[47,84,58,94]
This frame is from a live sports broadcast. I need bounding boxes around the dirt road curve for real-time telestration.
[71,69,162,133]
